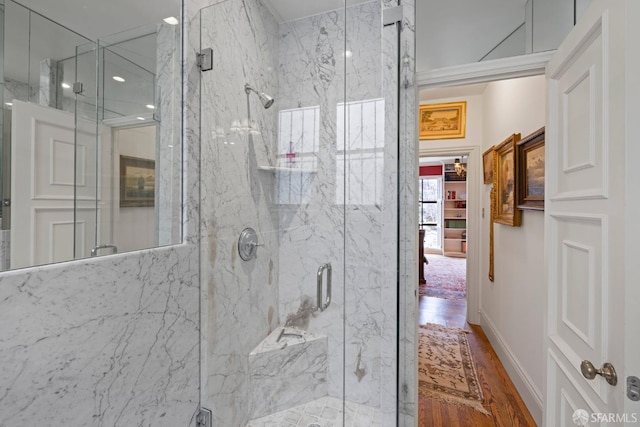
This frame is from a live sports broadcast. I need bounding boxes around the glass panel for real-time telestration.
[200,0,399,424]
[74,41,100,260]
[0,0,182,270]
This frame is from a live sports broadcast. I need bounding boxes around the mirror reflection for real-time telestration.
[0,0,182,271]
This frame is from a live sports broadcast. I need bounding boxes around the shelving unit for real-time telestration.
[443,163,467,258]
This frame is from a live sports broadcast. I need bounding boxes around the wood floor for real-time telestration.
[418,296,537,427]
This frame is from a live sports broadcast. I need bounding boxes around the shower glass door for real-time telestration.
[200,1,399,425]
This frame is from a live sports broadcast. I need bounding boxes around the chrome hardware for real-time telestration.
[72,82,83,95]
[238,227,261,261]
[383,5,403,26]
[197,48,213,72]
[316,263,332,312]
[90,244,118,257]
[628,376,640,401]
[276,328,303,343]
[196,408,212,427]
[581,360,618,386]
[2,199,10,206]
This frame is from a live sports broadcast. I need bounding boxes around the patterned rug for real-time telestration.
[419,254,466,299]
[418,323,489,415]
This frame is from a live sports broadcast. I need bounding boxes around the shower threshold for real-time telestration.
[246,396,381,427]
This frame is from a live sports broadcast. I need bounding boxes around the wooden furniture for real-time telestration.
[419,229,426,284]
[443,164,467,258]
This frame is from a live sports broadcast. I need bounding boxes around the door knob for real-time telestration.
[581,360,618,386]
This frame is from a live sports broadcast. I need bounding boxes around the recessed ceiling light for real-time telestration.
[163,16,179,25]
[146,104,155,109]
[5,102,12,106]
[136,117,145,120]
[112,76,125,82]
[61,82,71,89]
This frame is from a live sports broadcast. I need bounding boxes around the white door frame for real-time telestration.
[416,51,555,327]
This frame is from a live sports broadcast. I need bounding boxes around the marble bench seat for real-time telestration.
[248,326,328,419]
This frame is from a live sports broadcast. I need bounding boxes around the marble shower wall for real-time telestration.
[156,22,183,246]
[0,7,202,427]
[0,245,200,426]
[198,0,280,425]
[276,0,388,409]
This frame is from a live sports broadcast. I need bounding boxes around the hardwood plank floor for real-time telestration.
[418,296,537,427]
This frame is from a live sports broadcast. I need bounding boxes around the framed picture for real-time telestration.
[517,127,545,211]
[482,146,494,184]
[493,133,522,226]
[120,155,155,207]
[419,101,466,140]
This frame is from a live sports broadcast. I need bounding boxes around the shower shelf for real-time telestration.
[257,165,317,173]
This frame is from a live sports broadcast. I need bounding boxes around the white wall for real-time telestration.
[480,75,546,423]
[419,93,484,147]
[113,125,156,252]
[417,0,525,71]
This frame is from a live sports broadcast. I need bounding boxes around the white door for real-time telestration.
[545,0,638,425]
[10,100,112,269]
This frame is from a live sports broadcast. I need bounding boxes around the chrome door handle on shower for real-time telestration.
[317,263,332,312]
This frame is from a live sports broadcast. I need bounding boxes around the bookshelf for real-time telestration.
[443,163,467,258]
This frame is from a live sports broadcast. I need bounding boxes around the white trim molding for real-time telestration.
[416,51,556,89]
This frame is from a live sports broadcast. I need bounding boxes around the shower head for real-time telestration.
[245,83,275,109]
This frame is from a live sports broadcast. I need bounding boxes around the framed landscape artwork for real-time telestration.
[483,146,494,184]
[517,127,545,210]
[120,155,155,207]
[419,101,466,140]
[493,133,522,226]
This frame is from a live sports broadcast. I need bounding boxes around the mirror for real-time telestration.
[0,0,182,271]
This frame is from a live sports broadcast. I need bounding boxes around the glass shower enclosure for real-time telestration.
[199,0,404,425]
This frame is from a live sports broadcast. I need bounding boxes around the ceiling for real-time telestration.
[15,0,179,39]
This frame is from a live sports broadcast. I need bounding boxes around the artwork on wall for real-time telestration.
[120,155,155,207]
[517,127,545,211]
[493,133,522,226]
[482,146,494,184]
[419,101,466,140]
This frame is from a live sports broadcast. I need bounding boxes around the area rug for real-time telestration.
[419,254,466,299]
[418,323,489,415]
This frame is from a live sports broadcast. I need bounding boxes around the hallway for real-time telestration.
[418,297,537,426]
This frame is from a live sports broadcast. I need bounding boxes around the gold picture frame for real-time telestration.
[482,146,495,184]
[517,127,545,211]
[120,155,155,207]
[493,133,521,226]
[419,101,467,140]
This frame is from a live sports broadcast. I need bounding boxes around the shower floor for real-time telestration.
[246,396,381,427]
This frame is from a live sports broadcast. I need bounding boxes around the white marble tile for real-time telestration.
[198,0,281,425]
[249,327,328,418]
[0,245,199,427]
[247,396,381,427]
[156,22,183,247]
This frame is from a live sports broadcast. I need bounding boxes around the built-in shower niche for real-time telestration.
[248,326,328,420]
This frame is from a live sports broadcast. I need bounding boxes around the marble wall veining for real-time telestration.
[156,22,183,247]
[198,0,280,425]
[276,0,392,410]
[0,6,202,427]
[0,245,200,427]
[189,0,417,424]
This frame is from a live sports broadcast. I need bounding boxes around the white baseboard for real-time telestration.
[479,310,543,425]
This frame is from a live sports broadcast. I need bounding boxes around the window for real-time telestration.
[419,176,442,250]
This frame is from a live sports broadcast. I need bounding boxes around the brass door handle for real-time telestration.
[581,360,618,386]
